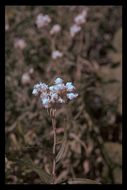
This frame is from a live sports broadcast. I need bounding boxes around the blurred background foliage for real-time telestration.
[5,6,122,184]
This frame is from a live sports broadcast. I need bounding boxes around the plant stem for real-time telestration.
[51,110,56,184]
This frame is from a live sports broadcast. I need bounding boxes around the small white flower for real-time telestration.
[54,84,65,91]
[50,92,58,103]
[42,98,50,108]
[49,85,55,91]
[36,14,51,28]
[39,82,48,91]
[54,77,63,84]
[66,82,75,92]
[32,88,38,96]
[67,93,78,100]
[33,82,48,96]
[40,92,49,99]
[49,83,65,92]
[70,24,81,38]
[52,50,63,59]
[50,24,61,35]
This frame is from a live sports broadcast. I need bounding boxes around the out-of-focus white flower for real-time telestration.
[32,77,78,109]
[74,9,87,25]
[67,93,78,100]
[52,50,63,59]
[70,24,81,38]
[5,23,9,31]
[21,73,31,85]
[50,24,61,35]
[29,68,34,74]
[54,77,63,84]
[36,14,51,28]
[14,38,26,50]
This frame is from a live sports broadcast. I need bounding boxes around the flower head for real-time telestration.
[32,77,78,109]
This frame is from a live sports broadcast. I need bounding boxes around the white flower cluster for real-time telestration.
[52,50,63,60]
[70,9,87,38]
[36,14,51,28]
[50,24,61,35]
[32,77,78,108]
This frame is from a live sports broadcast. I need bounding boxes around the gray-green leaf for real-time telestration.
[56,126,67,163]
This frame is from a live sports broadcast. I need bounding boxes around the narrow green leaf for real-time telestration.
[56,126,67,163]
[67,178,101,184]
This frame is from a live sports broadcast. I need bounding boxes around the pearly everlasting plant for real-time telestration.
[32,77,78,184]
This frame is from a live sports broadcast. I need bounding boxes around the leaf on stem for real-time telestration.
[56,126,67,163]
